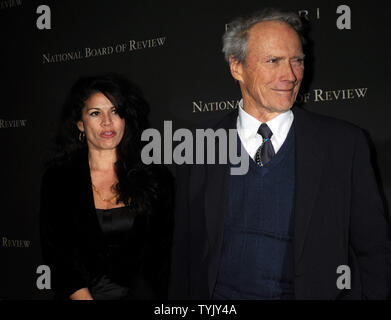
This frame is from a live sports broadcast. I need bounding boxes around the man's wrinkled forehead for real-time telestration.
[244,20,303,59]
[248,20,302,44]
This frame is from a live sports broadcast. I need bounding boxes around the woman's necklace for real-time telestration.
[92,183,118,204]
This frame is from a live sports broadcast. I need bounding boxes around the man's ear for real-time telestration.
[229,55,244,82]
[77,120,84,132]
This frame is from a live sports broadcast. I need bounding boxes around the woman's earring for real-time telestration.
[79,132,85,143]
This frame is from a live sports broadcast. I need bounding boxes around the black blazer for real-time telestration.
[169,106,391,299]
[39,148,174,300]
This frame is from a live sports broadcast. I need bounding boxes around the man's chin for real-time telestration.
[267,96,295,111]
[273,103,294,112]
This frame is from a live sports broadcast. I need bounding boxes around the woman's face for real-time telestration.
[77,92,125,152]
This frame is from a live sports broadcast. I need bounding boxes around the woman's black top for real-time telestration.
[90,206,156,300]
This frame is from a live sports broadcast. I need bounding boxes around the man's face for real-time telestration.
[230,20,305,117]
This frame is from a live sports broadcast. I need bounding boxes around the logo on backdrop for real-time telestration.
[225,5,352,30]
[192,99,241,113]
[0,118,27,128]
[298,8,321,21]
[42,37,166,64]
[0,0,22,10]
[296,87,368,104]
[298,4,352,28]
[193,88,367,113]
[1,236,31,248]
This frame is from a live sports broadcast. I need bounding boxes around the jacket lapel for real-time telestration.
[70,148,105,242]
[203,111,237,296]
[292,107,325,272]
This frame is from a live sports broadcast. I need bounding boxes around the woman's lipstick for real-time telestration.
[100,131,116,138]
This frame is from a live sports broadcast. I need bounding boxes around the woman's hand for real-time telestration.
[69,288,94,300]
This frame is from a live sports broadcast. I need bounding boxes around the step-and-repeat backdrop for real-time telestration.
[1,0,390,299]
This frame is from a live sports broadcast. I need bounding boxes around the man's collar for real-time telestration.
[237,98,294,143]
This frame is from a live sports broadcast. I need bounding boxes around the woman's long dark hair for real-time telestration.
[49,73,159,214]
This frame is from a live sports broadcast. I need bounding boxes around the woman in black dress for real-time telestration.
[39,73,173,300]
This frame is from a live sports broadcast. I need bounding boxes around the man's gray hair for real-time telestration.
[222,8,304,64]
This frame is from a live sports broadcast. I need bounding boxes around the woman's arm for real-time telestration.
[39,167,91,300]
[144,164,175,298]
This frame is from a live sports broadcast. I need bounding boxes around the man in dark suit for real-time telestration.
[169,8,391,299]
